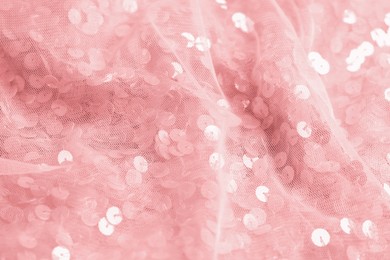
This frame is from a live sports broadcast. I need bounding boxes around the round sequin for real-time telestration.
[226,179,238,193]
[58,150,73,164]
[177,140,194,155]
[125,169,142,186]
[297,121,312,138]
[18,233,38,249]
[255,186,269,202]
[36,89,53,103]
[123,0,138,13]
[311,228,330,247]
[169,129,186,142]
[204,125,221,141]
[133,156,148,173]
[343,9,357,24]
[294,84,311,100]
[280,165,295,183]
[362,220,377,239]
[274,152,288,168]
[68,8,82,25]
[209,152,225,170]
[340,218,354,234]
[200,181,218,199]
[243,213,258,230]
[28,74,44,89]
[51,100,68,116]
[308,52,330,75]
[34,204,51,221]
[24,52,41,70]
[384,88,390,101]
[122,201,137,219]
[52,246,71,260]
[106,206,123,226]
[98,217,115,236]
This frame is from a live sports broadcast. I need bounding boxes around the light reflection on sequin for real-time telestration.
[17,176,35,188]
[343,9,357,24]
[370,28,390,47]
[385,13,390,27]
[384,183,390,196]
[340,217,354,234]
[243,213,258,230]
[58,150,73,164]
[297,121,312,138]
[204,125,221,141]
[98,217,115,236]
[384,88,390,101]
[52,246,71,260]
[308,52,330,75]
[311,228,330,247]
[19,233,38,249]
[209,152,225,170]
[362,220,377,239]
[171,61,183,78]
[232,12,254,33]
[106,206,123,226]
[226,179,238,193]
[255,186,269,202]
[68,8,82,25]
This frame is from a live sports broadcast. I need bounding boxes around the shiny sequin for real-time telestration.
[362,220,377,239]
[370,28,390,47]
[209,152,225,170]
[255,186,269,202]
[106,206,123,226]
[52,246,71,260]
[243,213,259,230]
[384,183,390,196]
[311,228,330,247]
[57,150,73,164]
[133,156,148,173]
[343,10,357,24]
[232,12,254,33]
[68,8,82,25]
[308,52,330,75]
[297,121,312,138]
[171,61,183,78]
[204,125,221,141]
[51,100,68,116]
[98,217,115,236]
[384,88,390,101]
[340,217,354,234]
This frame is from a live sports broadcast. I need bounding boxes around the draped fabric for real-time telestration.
[0,0,390,259]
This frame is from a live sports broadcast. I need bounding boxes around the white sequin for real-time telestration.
[384,183,390,196]
[242,154,258,169]
[209,152,225,170]
[57,150,73,164]
[158,130,171,145]
[311,228,330,247]
[386,153,390,164]
[340,218,354,234]
[370,28,390,47]
[232,12,254,33]
[133,156,148,173]
[255,186,269,202]
[385,13,390,27]
[294,84,311,100]
[171,61,183,78]
[217,99,230,109]
[204,125,221,141]
[384,88,390,101]
[106,206,123,226]
[122,0,138,13]
[343,9,357,24]
[296,121,312,138]
[98,217,115,236]
[195,36,211,52]
[308,52,330,75]
[362,220,377,239]
[243,213,259,230]
[51,246,70,260]
[358,41,374,56]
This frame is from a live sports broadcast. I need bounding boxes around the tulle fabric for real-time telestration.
[0,0,390,259]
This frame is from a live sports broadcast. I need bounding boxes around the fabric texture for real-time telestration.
[0,0,390,259]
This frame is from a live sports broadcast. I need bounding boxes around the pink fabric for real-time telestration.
[0,0,390,259]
